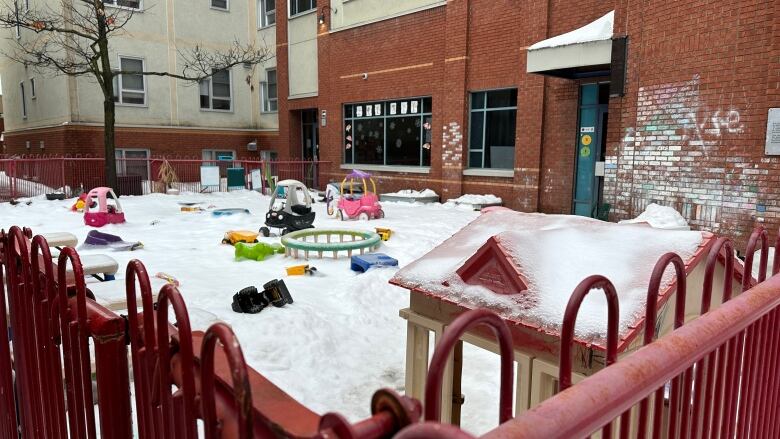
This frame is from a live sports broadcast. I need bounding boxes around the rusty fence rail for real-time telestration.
[0,157,328,201]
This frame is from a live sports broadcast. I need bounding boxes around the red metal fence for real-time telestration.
[0,157,327,201]
[397,226,780,438]
[1,221,778,438]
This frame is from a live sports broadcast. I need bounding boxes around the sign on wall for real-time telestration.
[766,108,780,155]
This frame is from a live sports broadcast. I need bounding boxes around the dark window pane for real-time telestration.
[469,151,482,168]
[200,95,210,109]
[353,119,384,165]
[471,92,485,110]
[484,109,516,169]
[118,0,140,8]
[212,98,231,110]
[344,105,353,118]
[423,97,432,114]
[599,82,610,105]
[486,89,517,108]
[469,111,484,151]
[386,116,422,166]
[211,0,228,9]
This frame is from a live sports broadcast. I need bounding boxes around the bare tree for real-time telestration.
[0,0,272,188]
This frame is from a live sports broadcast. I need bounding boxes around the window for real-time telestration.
[202,150,236,161]
[261,69,277,112]
[115,149,150,180]
[343,97,432,167]
[105,0,141,9]
[259,0,275,26]
[211,0,228,10]
[468,89,517,169]
[199,69,232,111]
[290,0,315,16]
[112,57,146,105]
[19,82,27,118]
[30,78,36,99]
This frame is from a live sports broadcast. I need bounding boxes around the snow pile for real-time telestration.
[381,189,439,198]
[751,247,776,280]
[393,210,704,342]
[619,203,689,230]
[0,172,58,196]
[0,190,507,433]
[529,10,614,50]
[446,194,503,205]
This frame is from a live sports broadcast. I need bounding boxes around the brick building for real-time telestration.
[2,0,779,246]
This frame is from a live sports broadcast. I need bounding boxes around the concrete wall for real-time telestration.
[287,11,318,98]
[330,0,445,31]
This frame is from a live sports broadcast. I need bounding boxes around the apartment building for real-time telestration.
[2,0,779,247]
[0,0,282,162]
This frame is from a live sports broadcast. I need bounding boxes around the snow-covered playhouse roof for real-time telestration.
[391,209,723,351]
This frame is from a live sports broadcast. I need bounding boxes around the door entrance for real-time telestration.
[301,109,319,161]
[573,83,609,218]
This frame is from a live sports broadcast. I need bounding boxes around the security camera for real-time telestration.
[362,73,368,80]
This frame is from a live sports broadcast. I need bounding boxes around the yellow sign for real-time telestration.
[582,134,593,146]
[581,146,591,157]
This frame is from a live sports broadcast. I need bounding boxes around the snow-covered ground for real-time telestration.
[1,191,506,435]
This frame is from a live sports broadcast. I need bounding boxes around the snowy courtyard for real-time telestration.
[0,191,509,435]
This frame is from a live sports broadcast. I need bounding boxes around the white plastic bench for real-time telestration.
[70,254,119,281]
[41,232,78,248]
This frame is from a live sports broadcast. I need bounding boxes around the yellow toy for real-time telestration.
[221,230,260,245]
[375,227,392,241]
[180,206,203,212]
[286,264,318,276]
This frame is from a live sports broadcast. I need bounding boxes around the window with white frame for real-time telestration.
[199,69,232,111]
[258,0,275,27]
[202,150,236,161]
[468,89,517,169]
[112,57,146,105]
[105,0,141,9]
[19,82,27,118]
[290,0,315,16]
[210,0,228,10]
[261,68,277,112]
[115,149,150,179]
[30,78,36,99]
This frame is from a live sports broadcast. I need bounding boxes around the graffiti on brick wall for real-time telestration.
[441,122,463,167]
[607,75,752,230]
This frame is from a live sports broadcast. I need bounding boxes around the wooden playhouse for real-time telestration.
[390,209,743,423]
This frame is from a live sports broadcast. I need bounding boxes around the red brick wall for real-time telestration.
[604,0,780,248]
[3,125,281,159]
[310,0,615,209]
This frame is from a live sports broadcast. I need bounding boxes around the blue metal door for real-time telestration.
[573,84,608,217]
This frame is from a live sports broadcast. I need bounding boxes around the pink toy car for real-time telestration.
[83,187,126,227]
[335,170,385,221]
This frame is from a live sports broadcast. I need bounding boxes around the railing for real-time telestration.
[0,157,328,201]
[397,226,780,438]
[2,220,779,438]
[0,226,420,438]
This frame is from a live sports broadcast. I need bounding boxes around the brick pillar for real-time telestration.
[275,0,294,158]
[439,0,470,201]
[514,1,548,212]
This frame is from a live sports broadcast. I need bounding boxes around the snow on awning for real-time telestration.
[526,11,614,78]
